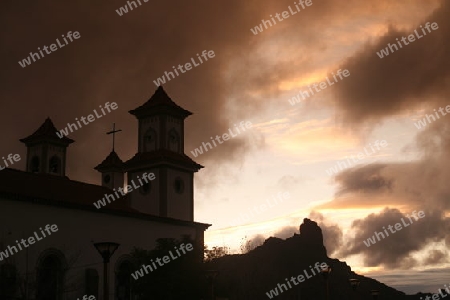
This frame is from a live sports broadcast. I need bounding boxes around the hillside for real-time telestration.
[206,218,426,300]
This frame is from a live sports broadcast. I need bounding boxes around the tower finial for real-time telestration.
[106,123,122,151]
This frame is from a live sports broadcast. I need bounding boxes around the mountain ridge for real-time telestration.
[207,218,429,300]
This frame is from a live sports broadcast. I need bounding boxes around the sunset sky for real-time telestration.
[1,0,450,295]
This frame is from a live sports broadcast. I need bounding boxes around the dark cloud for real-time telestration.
[338,208,450,269]
[317,121,450,269]
[0,0,437,187]
[334,164,392,196]
[0,0,276,185]
[334,1,450,125]
[423,250,448,265]
[319,120,450,212]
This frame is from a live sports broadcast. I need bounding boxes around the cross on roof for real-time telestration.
[106,123,122,151]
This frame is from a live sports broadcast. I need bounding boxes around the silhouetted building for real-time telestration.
[0,86,209,300]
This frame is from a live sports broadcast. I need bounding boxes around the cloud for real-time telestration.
[266,118,362,164]
[0,0,276,185]
[423,250,448,265]
[275,175,310,191]
[309,211,343,255]
[333,0,450,126]
[313,116,450,269]
[368,267,450,294]
[273,226,298,239]
[0,0,441,187]
[244,234,266,252]
[317,119,450,212]
[338,208,450,269]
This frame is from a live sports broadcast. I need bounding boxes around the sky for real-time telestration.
[1,0,450,295]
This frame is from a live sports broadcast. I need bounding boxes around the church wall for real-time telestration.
[0,198,201,299]
[102,171,124,191]
[166,168,193,221]
[128,168,160,215]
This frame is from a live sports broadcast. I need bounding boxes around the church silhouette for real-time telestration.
[0,86,210,300]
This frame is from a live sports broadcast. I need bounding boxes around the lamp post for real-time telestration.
[205,270,219,300]
[321,265,332,300]
[371,289,380,300]
[94,242,120,300]
[349,278,360,300]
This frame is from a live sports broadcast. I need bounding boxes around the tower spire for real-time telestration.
[106,123,122,151]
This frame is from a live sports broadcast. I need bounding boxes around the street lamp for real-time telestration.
[94,242,120,300]
[205,270,219,300]
[371,289,380,300]
[321,265,332,300]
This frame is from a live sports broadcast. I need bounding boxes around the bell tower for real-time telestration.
[20,118,74,176]
[124,86,203,221]
[95,124,125,190]
[94,151,124,190]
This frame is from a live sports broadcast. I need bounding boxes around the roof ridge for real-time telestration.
[128,86,192,118]
[20,118,74,145]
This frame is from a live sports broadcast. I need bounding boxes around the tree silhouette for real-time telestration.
[130,236,205,300]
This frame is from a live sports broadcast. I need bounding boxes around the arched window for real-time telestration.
[168,128,180,152]
[31,156,40,172]
[139,181,151,195]
[174,177,185,194]
[36,250,66,300]
[49,156,61,174]
[115,259,134,300]
[143,128,157,152]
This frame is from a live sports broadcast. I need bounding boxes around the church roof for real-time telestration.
[20,117,74,146]
[94,150,124,172]
[123,149,204,171]
[0,168,210,230]
[0,168,130,210]
[129,86,192,119]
